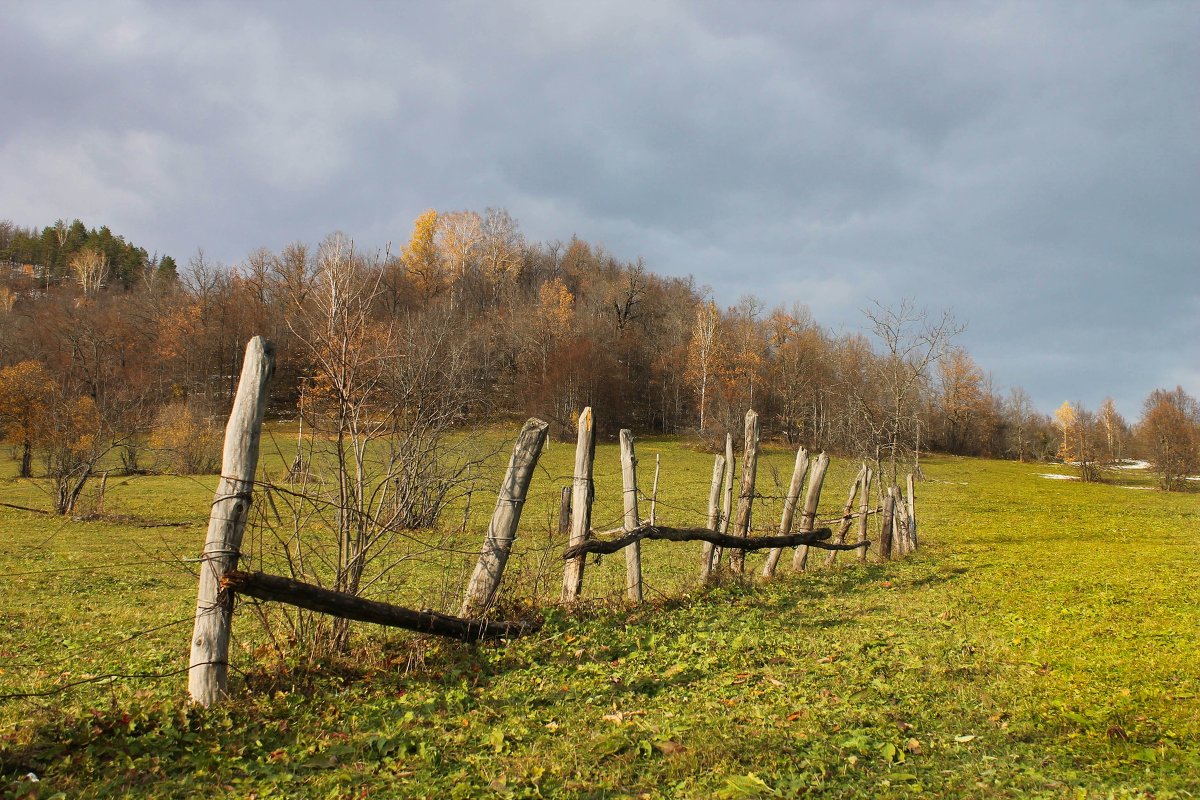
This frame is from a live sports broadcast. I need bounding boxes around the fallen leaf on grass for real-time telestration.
[654,740,687,755]
[953,734,977,743]
[906,738,922,754]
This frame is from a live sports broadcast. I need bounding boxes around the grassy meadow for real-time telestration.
[1,424,1198,798]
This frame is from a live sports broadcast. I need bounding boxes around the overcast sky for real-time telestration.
[2,1,1196,418]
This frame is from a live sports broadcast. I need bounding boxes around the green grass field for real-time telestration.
[1,427,1197,798]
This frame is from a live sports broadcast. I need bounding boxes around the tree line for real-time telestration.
[0,209,1196,513]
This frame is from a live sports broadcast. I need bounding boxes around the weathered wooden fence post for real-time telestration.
[188,336,274,706]
[712,433,735,571]
[857,467,874,563]
[619,429,644,603]
[561,407,595,602]
[461,418,550,616]
[792,452,830,571]
[880,487,897,560]
[700,453,726,581]
[557,486,572,538]
[906,472,918,549]
[894,492,910,557]
[761,447,809,578]
[824,464,867,568]
[730,410,760,574]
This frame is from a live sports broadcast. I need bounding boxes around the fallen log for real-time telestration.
[221,571,539,642]
[563,524,868,560]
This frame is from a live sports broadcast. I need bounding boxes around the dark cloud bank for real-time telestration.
[1,1,1196,417]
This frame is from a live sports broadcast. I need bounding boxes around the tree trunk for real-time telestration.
[188,336,274,706]
[620,429,643,603]
[461,418,550,616]
[19,439,32,479]
[561,407,595,602]
[792,452,830,571]
[761,447,809,578]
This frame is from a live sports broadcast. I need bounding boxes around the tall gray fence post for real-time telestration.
[461,418,550,616]
[188,337,274,706]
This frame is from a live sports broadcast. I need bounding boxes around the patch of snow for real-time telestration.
[1118,485,1154,491]
[1039,473,1080,481]
[1112,460,1152,470]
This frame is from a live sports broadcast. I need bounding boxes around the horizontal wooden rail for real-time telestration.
[221,571,538,642]
[563,524,868,560]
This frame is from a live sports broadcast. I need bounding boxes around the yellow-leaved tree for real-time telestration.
[402,209,443,296]
[0,360,56,477]
[1054,400,1100,481]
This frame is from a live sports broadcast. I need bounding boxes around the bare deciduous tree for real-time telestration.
[862,299,962,485]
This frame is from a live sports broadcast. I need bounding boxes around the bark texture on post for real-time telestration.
[880,487,897,560]
[894,491,911,557]
[857,467,874,563]
[619,429,643,603]
[557,486,572,538]
[791,452,830,572]
[561,407,595,602]
[761,447,809,578]
[825,464,867,568]
[188,336,274,706]
[701,454,726,581]
[730,410,760,574]
[461,418,550,616]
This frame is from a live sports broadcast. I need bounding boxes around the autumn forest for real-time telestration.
[0,211,1196,516]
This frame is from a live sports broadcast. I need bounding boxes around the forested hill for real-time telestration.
[0,218,176,289]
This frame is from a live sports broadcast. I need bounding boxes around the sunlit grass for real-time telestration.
[1,428,1197,797]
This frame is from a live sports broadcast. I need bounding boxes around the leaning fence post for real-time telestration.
[857,466,873,563]
[700,453,726,581]
[188,336,274,706]
[792,452,830,572]
[461,418,550,616]
[619,429,644,603]
[824,464,867,568]
[761,447,809,578]
[730,410,760,574]
[561,407,595,602]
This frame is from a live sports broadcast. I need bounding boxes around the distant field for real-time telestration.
[1,427,1197,798]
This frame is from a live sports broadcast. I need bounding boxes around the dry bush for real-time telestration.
[149,400,221,474]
